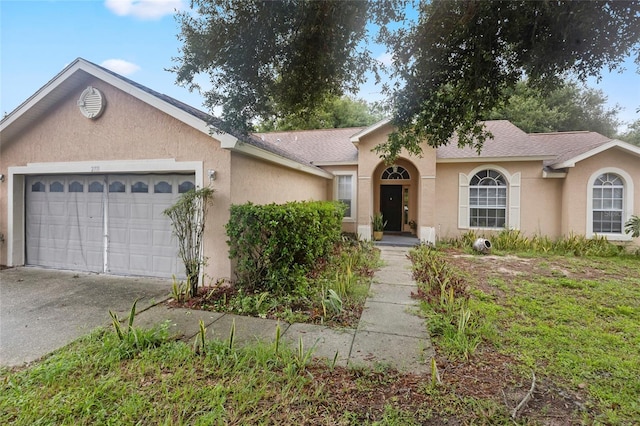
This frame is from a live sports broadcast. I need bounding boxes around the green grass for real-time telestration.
[458,255,640,424]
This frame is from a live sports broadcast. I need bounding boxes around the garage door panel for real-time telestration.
[27,174,191,278]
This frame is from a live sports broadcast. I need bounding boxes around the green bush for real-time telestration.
[226,201,345,294]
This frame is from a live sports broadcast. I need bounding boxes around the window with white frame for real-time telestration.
[469,169,507,228]
[335,173,355,219]
[592,173,624,234]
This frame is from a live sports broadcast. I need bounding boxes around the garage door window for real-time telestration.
[132,181,148,193]
[50,181,64,192]
[32,181,45,192]
[89,181,104,192]
[109,181,125,192]
[179,181,195,193]
[69,181,84,192]
[155,181,172,193]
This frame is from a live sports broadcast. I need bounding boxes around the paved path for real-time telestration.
[136,246,433,373]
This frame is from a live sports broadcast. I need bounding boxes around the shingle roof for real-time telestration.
[436,120,553,159]
[527,131,611,166]
[87,60,320,168]
[253,127,362,164]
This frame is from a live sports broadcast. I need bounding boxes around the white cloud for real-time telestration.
[104,0,185,20]
[100,59,141,76]
[376,52,394,66]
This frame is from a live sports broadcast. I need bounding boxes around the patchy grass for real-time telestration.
[2,243,638,425]
[429,249,640,424]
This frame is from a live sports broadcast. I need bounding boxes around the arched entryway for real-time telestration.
[374,160,419,234]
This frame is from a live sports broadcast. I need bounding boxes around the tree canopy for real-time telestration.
[173,0,640,160]
[256,96,383,131]
[488,80,621,137]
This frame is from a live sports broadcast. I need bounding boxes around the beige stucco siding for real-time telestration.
[434,161,564,240]
[229,153,328,205]
[0,77,235,278]
[354,123,437,238]
[561,148,640,243]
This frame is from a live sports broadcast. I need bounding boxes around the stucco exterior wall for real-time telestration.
[354,123,437,240]
[0,77,235,278]
[434,161,563,240]
[229,153,328,205]
[561,148,640,244]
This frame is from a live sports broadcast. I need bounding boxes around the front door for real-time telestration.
[380,185,403,232]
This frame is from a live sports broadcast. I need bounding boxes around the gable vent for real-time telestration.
[77,86,105,119]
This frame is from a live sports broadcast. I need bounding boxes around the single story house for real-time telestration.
[1,58,638,280]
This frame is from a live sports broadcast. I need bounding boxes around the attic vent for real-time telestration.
[77,86,105,119]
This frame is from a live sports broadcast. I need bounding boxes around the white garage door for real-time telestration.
[25,174,195,278]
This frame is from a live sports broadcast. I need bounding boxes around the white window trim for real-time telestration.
[586,167,634,241]
[459,164,521,230]
[333,171,357,222]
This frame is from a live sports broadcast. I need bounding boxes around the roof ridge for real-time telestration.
[530,130,594,136]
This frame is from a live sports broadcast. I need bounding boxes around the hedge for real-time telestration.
[226,201,346,294]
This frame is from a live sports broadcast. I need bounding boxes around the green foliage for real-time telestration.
[445,229,627,257]
[618,118,640,146]
[488,80,621,137]
[163,187,214,297]
[226,201,345,294]
[108,300,169,360]
[409,246,484,359]
[371,212,387,232]
[380,1,640,159]
[172,0,390,134]
[625,215,640,238]
[256,95,383,131]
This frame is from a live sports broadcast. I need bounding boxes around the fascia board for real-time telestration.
[550,140,640,169]
[228,143,334,179]
[437,156,553,163]
[1,58,239,148]
[350,118,392,143]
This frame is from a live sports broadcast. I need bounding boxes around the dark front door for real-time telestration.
[380,185,403,232]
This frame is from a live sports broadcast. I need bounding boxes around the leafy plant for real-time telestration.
[226,201,345,295]
[171,275,190,303]
[371,212,387,232]
[625,215,640,238]
[163,186,214,298]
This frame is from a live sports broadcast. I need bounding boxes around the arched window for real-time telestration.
[381,165,410,180]
[88,181,104,193]
[69,181,84,192]
[109,181,126,193]
[178,181,195,193]
[50,181,64,193]
[131,181,149,193]
[592,173,624,234]
[469,169,507,228]
[31,181,45,192]
[154,181,172,194]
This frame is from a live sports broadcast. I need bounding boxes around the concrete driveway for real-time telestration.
[0,267,170,367]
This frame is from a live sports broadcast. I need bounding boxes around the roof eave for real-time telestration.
[436,155,554,163]
[350,118,392,144]
[225,142,334,179]
[549,139,640,169]
[1,58,239,148]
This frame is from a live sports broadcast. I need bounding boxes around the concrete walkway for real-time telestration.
[135,246,433,373]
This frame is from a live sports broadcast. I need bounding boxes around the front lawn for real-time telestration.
[1,244,638,425]
[414,247,640,424]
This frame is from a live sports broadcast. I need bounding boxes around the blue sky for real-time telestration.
[2,0,639,130]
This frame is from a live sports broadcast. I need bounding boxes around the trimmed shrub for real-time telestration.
[226,201,345,294]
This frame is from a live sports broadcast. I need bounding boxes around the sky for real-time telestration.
[1,0,639,130]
